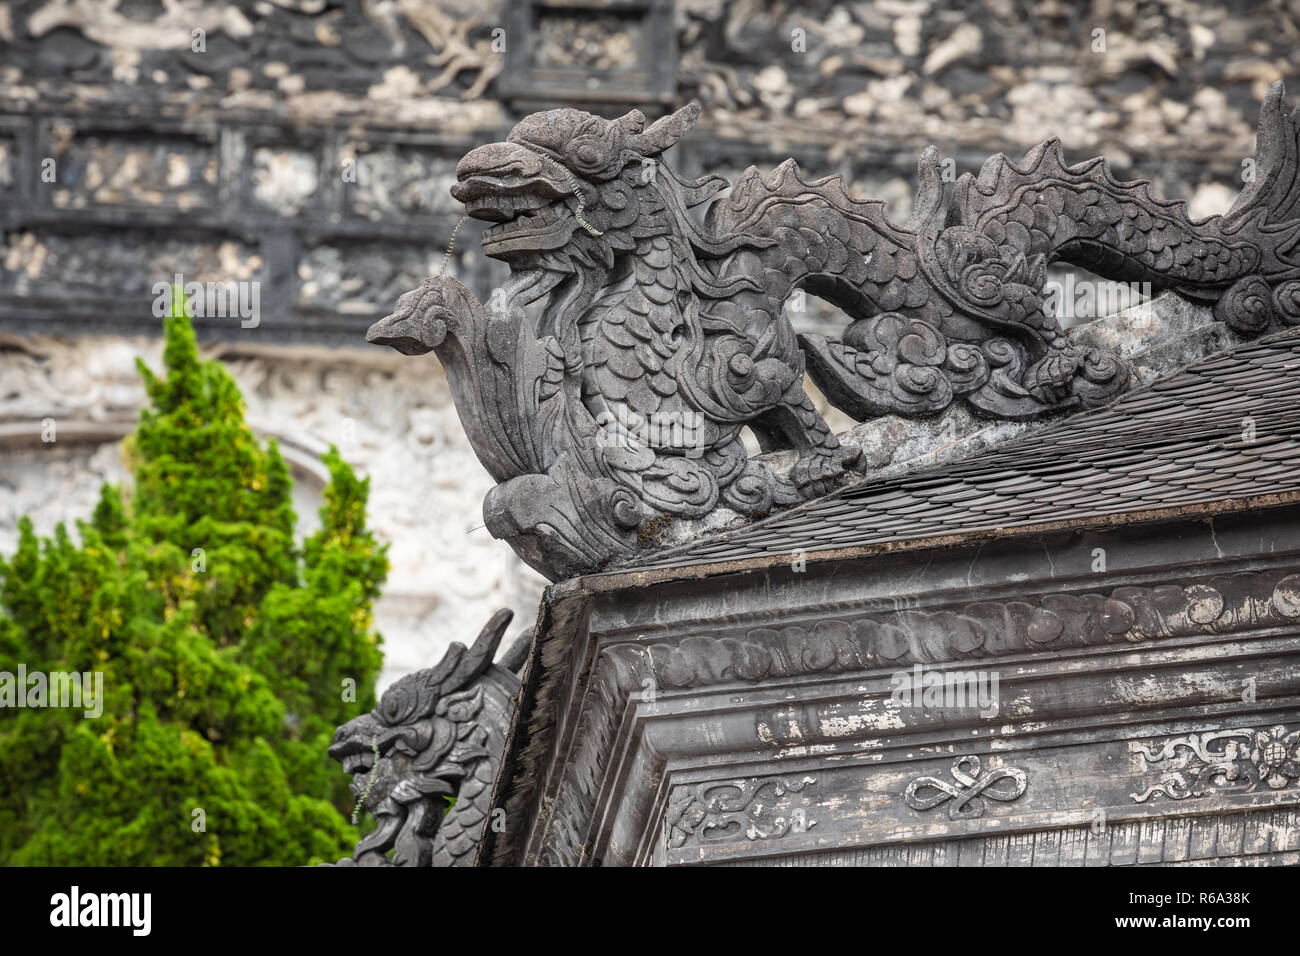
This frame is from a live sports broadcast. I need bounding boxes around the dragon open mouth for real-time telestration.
[482,204,566,251]
[451,137,580,259]
[328,725,382,782]
[453,176,574,257]
[451,174,577,315]
[458,186,554,223]
[339,751,373,776]
[447,142,611,328]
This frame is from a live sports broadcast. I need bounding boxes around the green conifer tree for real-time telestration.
[0,312,386,865]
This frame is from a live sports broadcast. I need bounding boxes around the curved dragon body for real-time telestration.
[367,84,1300,579]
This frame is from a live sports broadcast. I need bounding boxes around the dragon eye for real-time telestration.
[379,684,417,724]
[570,138,605,171]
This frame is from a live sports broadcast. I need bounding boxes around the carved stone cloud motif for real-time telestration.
[666,775,816,848]
[366,84,1300,580]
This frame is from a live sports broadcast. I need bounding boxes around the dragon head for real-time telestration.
[326,609,520,866]
[449,103,723,329]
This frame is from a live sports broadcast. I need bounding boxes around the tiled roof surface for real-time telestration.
[633,327,1300,570]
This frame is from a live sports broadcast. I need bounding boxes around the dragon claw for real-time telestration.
[790,449,855,498]
[1024,346,1086,404]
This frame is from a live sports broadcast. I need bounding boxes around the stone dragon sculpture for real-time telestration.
[367,83,1300,580]
[324,609,522,866]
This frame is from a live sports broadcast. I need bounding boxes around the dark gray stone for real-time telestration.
[485,501,1300,867]
[367,84,1300,580]
[323,609,521,867]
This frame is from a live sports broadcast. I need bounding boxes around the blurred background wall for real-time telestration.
[1,0,1298,687]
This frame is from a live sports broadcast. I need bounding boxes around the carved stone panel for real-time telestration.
[1130,726,1300,803]
[498,0,678,105]
[665,775,816,849]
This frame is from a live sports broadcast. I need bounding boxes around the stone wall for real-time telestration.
[4,0,1297,340]
[1,0,1297,684]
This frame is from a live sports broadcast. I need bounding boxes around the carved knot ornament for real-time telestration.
[367,84,1300,580]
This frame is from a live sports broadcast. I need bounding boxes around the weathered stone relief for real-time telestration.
[1130,725,1300,803]
[14,0,507,129]
[507,550,1300,866]
[6,1,1287,180]
[715,806,1300,867]
[602,570,1300,690]
[666,775,816,848]
[903,756,1028,820]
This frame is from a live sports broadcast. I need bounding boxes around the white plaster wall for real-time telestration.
[0,334,546,691]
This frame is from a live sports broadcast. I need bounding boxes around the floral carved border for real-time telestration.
[523,568,1300,865]
[1130,725,1300,803]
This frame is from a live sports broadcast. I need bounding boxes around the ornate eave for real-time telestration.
[485,499,1300,866]
[348,83,1300,866]
[481,326,1300,866]
[368,83,1300,581]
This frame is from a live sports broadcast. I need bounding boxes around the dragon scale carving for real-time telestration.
[366,84,1300,579]
[324,610,520,866]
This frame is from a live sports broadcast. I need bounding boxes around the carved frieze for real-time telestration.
[715,806,1300,867]
[666,775,816,848]
[506,546,1300,865]
[1,232,262,302]
[498,0,676,105]
[1130,725,1300,803]
[604,570,1300,690]
[48,129,219,212]
[904,756,1028,820]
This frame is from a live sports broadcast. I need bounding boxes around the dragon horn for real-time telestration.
[631,102,702,156]
[1226,81,1300,228]
[442,608,514,692]
[616,109,647,134]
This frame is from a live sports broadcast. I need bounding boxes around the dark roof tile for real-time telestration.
[629,328,1300,570]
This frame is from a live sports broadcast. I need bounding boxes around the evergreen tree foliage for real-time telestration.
[0,312,386,865]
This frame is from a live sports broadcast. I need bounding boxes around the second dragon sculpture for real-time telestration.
[367,84,1300,579]
[325,609,522,866]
